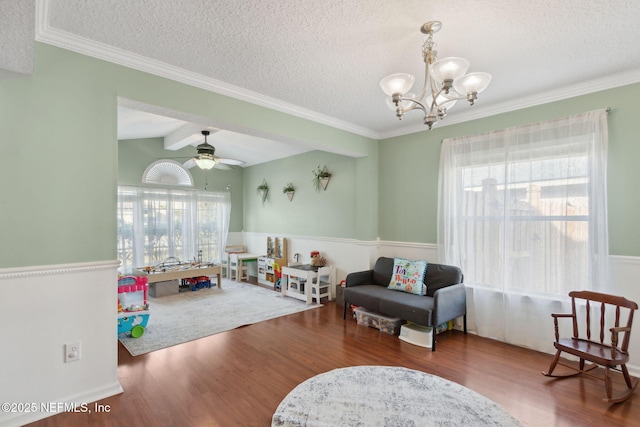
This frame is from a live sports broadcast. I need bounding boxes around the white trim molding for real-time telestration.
[610,254,640,266]
[0,260,121,280]
[34,1,640,143]
[34,0,377,140]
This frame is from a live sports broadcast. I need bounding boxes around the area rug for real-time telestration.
[272,366,523,427]
[119,279,320,356]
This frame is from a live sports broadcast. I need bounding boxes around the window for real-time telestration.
[141,160,194,186]
[117,186,231,273]
[438,109,609,296]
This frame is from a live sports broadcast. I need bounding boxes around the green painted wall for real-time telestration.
[243,151,360,238]
[117,138,245,231]
[2,42,638,269]
[379,84,640,257]
[0,43,375,268]
[0,47,118,268]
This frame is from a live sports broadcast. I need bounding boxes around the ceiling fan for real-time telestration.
[183,130,245,171]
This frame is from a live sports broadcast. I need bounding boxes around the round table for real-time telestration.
[272,366,522,427]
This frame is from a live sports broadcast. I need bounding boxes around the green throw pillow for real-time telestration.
[387,258,428,295]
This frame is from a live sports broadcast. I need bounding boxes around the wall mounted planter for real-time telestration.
[283,182,295,201]
[312,165,332,192]
[257,179,269,204]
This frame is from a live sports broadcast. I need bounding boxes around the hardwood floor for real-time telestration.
[28,293,640,427]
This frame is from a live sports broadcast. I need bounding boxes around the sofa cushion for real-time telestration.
[379,292,434,326]
[424,263,463,297]
[373,257,395,286]
[343,285,391,313]
[387,258,427,295]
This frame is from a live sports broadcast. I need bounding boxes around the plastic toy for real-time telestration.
[273,262,282,291]
[117,275,150,338]
[179,276,211,291]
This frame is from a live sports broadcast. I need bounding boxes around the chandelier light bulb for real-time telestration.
[453,72,492,95]
[430,57,470,84]
[380,73,415,97]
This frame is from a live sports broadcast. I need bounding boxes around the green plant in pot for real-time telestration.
[283,182,295,201]
[312,165,332,192]
[257,179,269,204]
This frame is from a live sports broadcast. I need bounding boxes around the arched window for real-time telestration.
[142,160,194,187]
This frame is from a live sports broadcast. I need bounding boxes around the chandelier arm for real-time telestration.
[399,97,427,114]
[428,83,448,114]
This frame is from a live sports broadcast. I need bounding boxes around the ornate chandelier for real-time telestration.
[380,21,492,129]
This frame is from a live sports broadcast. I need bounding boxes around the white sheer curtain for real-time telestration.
[437,109,609,352]
[117,186,231,274]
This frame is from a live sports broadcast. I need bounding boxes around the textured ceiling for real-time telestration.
[0,0,34,78]
[24,0,640,165]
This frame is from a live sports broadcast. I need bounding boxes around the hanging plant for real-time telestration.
[283,182,295,201]
[257,179,269,204]
[312,165,332,192]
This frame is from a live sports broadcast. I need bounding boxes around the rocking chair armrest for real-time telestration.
[551,313,574,342]
[610,326,632,348]
[551,313,574,319]
[610,326,631,333]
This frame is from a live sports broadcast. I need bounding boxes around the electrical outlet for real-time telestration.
[64,342,81,363]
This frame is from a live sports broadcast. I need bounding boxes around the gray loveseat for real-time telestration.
[343,257,466,351]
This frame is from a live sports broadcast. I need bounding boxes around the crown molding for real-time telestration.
[35,1,379,140]
[35,0,640,143]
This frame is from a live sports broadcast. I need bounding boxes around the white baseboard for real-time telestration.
[0,382,123,427]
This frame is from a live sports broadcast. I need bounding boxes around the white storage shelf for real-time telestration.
[258,256,275,286]
[281,265,335,305]
[281,266,309,303]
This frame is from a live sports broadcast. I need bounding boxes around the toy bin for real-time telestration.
[354,307,403,335]
[117,276,150,338]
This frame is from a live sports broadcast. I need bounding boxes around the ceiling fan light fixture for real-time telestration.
[184,129,243,171]
[194,130,216,170]
[196,130,216,156]
[195,156,216,170]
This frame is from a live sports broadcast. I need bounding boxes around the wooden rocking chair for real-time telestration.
[543,290,638,403]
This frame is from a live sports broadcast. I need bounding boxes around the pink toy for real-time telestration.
[117,275,150,338]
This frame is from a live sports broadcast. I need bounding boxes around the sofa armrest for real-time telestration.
[433,283,466,326]
[345,270,373,287]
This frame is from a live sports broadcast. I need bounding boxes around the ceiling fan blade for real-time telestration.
[213,162,232,170]
[216,157,245,166]
[183,158,197,169]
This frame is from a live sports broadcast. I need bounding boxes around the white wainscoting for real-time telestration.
[243,232,378,284]
[240,233,640,376]
[0,261,123,427]
[2,248,638,426]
